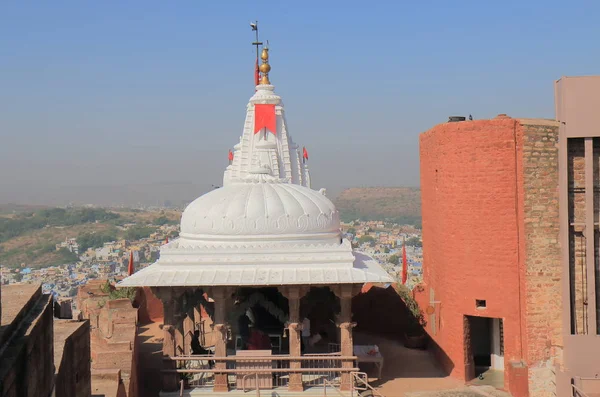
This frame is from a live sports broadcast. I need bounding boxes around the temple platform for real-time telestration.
[160,386,351,397]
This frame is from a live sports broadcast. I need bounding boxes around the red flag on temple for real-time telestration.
[165,236,169,244]
[228,149,234,162]
[254,104,276,135]
[303,147,308,161]
[127,251,135,276]
[254,58,260,87]
[401,237,408,285]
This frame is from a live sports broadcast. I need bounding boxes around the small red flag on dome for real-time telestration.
[254,104,276,135]
[165,236,169,244]
[228,149,234,162]
[127,251,135,276]
[303,147,308,161]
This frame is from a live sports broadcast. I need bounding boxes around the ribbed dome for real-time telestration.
[180,180,340,238]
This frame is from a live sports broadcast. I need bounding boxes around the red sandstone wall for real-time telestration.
[79,280,139,397]
[0,290,55,397]
[135,287,164,324]
[420,117,526,393]
[54,320,92,397]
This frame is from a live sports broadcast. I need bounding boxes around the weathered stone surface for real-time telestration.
[78,279,139,397]
[54,319,92,397]
[0,284,55,397]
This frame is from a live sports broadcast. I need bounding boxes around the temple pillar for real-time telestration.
[194,305,202,326]
[182,290,197,356]
[211,287,231,392]
[280,286,308,392]
[173,289,185,356]
[183,314,194,355]
[334,285,360,391]
[153,287,180,392]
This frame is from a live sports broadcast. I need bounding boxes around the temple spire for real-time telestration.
[259,45,271,85]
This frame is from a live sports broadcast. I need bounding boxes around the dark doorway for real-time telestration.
[465,316,504,388]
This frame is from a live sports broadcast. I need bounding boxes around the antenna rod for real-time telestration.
[251,21,262,65]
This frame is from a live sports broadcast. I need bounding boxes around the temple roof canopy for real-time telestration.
[180,180,339,239]
[118,252,391,287]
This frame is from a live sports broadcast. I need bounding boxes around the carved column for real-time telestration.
[211,287,231,392]
[334,285,360,391]
[181,290,198,356]
[183,314,195,355]
[280,286,308,392]
[173,288,186,357]
[153,287,179,392]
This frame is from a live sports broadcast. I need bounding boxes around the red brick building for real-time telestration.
[418,115,561,397]
[418,77,600,397]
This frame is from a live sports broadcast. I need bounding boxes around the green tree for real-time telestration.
[55,248,78,264]
[154,216,175,226]
[406,236,422,248]
[358,235,375,244]
[78,231,117,252]
[125,226,154,241]
[388,254,400,265]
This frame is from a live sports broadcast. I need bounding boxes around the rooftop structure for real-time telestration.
[417,75,600,397]
[118,43,392,395]
[119,46,390,291]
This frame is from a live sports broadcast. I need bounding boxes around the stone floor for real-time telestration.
[405,387,511,397]
[138,322,165,397]
[469,369,504,390]
[353,332,464,397]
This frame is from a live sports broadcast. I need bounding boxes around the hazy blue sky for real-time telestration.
[1,1,599,206]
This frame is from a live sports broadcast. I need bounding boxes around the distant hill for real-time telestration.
[0,207,180,268]
[334,187,421,227]
[0,203,49,215]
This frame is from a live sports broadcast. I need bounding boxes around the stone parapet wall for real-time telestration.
[54,320,92,397]
[0,285,55,397]
[78,280,139,397]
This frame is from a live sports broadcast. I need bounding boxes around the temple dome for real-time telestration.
[180,179,340,240]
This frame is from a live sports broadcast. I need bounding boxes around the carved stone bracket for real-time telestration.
[278,285,309,301]
[331,284,362,300]
[287,322,302,331]
[337,321,357,330]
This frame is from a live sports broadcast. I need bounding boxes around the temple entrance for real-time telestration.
[230,287,288,353]
[154,284,363,393]
[301,287,340,353]
[224,286,342,355]
[465,316,504,389]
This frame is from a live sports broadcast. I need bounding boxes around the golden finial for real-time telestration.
[259,45,271,85]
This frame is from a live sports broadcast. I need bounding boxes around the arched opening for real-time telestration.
[300,287,340,353]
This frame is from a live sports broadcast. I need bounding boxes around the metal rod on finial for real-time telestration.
[251,21,262,87]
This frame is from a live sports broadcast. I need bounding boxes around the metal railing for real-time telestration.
[572,384,591,397]
[351,372,385,397]
[572,376,600,397]
[164,354,358,391]
[323,378,345,397]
